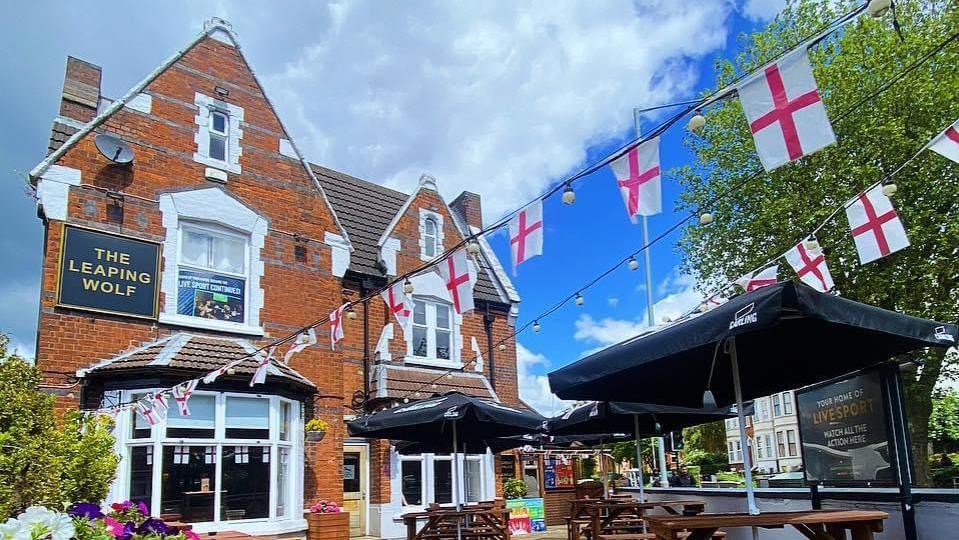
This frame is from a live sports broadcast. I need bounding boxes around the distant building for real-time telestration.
[724,390,802,474]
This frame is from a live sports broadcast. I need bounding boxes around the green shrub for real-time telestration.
[0,345,118,519]
[931,465,959,488]
[682,450,729,477]
[503,478,528,499]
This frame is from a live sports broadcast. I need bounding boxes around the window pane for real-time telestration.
[436,304,450,329]
[129,446,153,510]
[160,445,217,523]
[465,459,482,502]
[182,230,210,268]
[279,401,291,442]
[210,135,226,161]
[226,397,269,439]
[221,446,270,520]
[277,447,291,518]
[212,234,245,274]
[436,330,450,360]
[401,461,422,506]
[413,301,426,325]
[131,393,152,439]
[412,326,428,357]
[433,459,452,504]
[166,395,215,438]
[344,452,361,494]
[211,112,227,134]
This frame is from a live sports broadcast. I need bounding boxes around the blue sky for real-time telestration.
[0,0,784,412]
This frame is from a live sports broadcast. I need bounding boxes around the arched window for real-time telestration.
[424,218,438,258]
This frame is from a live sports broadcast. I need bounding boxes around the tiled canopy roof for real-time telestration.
[370,364,497,401]
[80,333,315,389]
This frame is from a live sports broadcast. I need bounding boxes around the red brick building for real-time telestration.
[29,19,524,538]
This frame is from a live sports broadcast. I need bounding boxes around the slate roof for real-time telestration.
[370,364,497,401]
[80,333,315,389]
[312,164,512,305]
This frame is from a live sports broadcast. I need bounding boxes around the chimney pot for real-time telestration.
[451,191,483,230]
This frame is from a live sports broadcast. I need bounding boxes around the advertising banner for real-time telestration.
[177,269,246,323]
[506,498,545,534]
[57,225,160,318]
[797,369,893,485]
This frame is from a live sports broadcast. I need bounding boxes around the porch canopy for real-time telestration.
[548,281,956,408]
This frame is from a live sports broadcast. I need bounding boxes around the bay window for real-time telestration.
[119,390,301,528]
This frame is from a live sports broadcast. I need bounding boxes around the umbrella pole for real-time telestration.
[452,422,462,540]
[729,337,760,518]
[632,415,645,503]
[600,438,609,497]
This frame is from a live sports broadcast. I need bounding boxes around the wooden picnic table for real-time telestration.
[645,510,888,540]
[578,499,707,540]
[403,506,510,540]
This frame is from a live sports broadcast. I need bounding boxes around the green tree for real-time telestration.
[929,388,959,452]
[0,334,118,518]
[673,0,959,485]
[683,421,728,455]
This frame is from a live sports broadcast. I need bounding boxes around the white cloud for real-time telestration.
[607,297,619,308]
[516,342,572,416]
[265,0,732,219]
[741,0,786,21]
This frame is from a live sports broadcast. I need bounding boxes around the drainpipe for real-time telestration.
[361,279,374,404]
[483,304,496,390]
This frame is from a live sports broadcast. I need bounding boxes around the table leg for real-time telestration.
[825,525,846,540]
[849,524,875,540]
[686,528,719,540]
[406,519,416,540]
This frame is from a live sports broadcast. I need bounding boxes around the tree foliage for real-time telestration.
[673,0,959,485]
[683,420,728,455]
[0,335,118,519]
[930,388,959,452]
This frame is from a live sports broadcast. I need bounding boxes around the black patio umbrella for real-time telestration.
[348,392,546,508]
[547,401,750,503]
[392,432,631,455]
[548,281,957,514]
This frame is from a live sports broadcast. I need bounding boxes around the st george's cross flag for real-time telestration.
[283,328,317,364]
[203,357,245,384]
[610,137,662,220]
[845,184,910,264]
[136,400,160,426]
[784,240,834,292]
[927,118,959,163]
[172,379,199,416]
[736,265,779,292]
[250,345,278,387]
[704,293,729,311]
[439,248,475,314]
[509,200,544,272]
[330,304,348,350]
[381,281,413,329]
[737,49,835,171]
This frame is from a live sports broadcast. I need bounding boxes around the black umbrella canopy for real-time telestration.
[391,432,631,455]
[347,392,546,445]
[548,281,957,408]
[547,401,751,437]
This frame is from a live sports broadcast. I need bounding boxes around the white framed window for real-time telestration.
[764,434,774,459]
[177,222,250,325]
[786,429,798,457]
[411,299,453,363]
[397,452,490,509]
[755,435,764,459]
[776,430,786,457]
[727,441,735,462]
[417,209,445,261]
[734,440,743,462]
[424,218,438,258]
[782,391,794,415]
[193,93,243,173]
[773,394,783,417]
[115,390,301,531]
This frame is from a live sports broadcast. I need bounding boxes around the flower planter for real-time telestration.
[306,430,327,442]
[305,511,349,540]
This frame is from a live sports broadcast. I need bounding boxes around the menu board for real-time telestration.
[797,369,894,485]
[544,458,575,489]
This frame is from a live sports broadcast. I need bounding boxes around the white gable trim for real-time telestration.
[374,323,394,363]
[380,237,401,275]
[324,232,351,277]
[193,92,244,174]
[36,165,81,221]
[158,187,267,335]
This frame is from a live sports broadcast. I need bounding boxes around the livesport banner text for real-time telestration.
[57,226,160,318]
[177,269,246,324]
[796,369,893,486]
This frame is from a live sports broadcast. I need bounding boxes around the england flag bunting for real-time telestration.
[203,357,246,385]
[438,248,475,314]
[927,118,959,163]
[508,200,544,273]
[381,281,413,329]
[330,304,348,350]
[136,400,160,426]
[736,265,779,292]
[737,49,835,171]
[784,239,834,292]
[172,379,199,416]
[283,328,317,364]
[610,137,662,221]
[704,293,728,311]
[152,392,169,418]
[250,345,278,387]
[845,184,910,264]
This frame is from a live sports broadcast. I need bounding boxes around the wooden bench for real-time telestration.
[646,510,887,540]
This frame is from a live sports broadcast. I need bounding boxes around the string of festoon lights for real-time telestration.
[92,0,936,417]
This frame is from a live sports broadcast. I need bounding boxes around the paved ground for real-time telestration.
[523,529,568,540]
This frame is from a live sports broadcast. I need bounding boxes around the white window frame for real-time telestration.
[773,394,783,417]
[402,272,465,369]
[782,391,794,415]
[417,209,445,262]
[727,441,734,463]
[158,188,267,336]
[208,109,230,163]
[409,298,455,365]
[194,93,243,174]
[755,435,764,459]
[786,429,798,457]
[111,389,303,535]
[734,440,743,462]
[176,222,250,324]
[776,430,787,457]
[395,452,491,511]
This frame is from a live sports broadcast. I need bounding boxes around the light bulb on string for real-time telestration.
[627,257,640,271]
[804,237,820,251]
[699,212,714,226]
[533,320,541,333]
[347,308,357,320]
[414,391,421,398]
[431,383,438,390]
[882,183,898,197]
[403,279,414,295]
[687,110,706,134]
[467,239,481,255]
[867,0,892,17]
[446,373,453,380]
[575,293,584,306]
[498,343,507,351]
[403,398,409,403]
[562,183,575,205]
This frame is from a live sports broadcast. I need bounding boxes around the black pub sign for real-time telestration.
[57,225,161,318]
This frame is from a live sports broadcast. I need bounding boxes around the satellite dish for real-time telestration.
[95,134,134,164]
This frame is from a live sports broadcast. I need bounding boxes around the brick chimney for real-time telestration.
[59,56,102,123]
[451,191,483,230]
